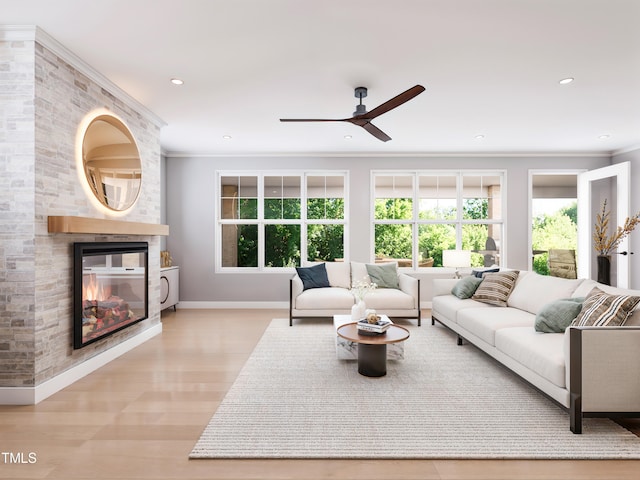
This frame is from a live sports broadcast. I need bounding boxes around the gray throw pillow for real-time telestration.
[366,263,399,289]
[295,263,330,290]
[535,298,584,333]
[451,276,483,299]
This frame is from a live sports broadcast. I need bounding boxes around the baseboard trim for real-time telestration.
[175,301,432,309]
[176,301,289,309]
[0,323,162,405]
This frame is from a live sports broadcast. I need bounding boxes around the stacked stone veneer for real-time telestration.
[1,35,164,392]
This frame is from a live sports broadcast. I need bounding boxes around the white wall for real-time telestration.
[166,154,611,304]
[612,147,640,289]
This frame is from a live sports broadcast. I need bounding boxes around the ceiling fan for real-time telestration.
[280,84,425,142]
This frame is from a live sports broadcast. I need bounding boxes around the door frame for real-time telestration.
[577,162,631,287]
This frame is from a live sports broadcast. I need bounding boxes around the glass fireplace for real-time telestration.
[74,242,148,349]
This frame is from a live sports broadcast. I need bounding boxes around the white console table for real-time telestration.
[160,266,179,311]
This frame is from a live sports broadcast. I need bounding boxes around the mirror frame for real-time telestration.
[77,110,142,215]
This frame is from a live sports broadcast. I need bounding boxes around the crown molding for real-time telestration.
[163,150,612,159]
[1,25,166,128]
[612,144,640,157]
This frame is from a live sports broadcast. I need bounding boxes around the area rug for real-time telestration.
[190,318,640,459]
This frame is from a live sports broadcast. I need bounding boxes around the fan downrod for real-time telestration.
[354,86,368,116]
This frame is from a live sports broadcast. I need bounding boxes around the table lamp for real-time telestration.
[443,250,471,278]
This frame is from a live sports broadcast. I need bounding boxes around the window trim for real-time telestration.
[216,170,349,273]
[371,169,507,269]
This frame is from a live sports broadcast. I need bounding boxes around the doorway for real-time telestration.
[528,171,581,275]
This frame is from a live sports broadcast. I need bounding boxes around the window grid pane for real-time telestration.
[219,172,347,270]
[373,171,504,269]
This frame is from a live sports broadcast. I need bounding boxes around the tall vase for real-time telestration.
[351,299,366,321]
[597,255,611,286]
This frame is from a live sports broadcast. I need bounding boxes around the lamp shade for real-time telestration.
[442,250,471,268]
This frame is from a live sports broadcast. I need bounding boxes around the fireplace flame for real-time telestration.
[82,273,111,301]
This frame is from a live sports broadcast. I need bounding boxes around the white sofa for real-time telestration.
[431,270,640,434]
[289,261,421,326]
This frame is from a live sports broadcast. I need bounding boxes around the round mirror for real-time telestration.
[82,114,142,212]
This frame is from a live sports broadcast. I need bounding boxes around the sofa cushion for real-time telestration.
[431,295,490,324]
[364,288,415,311]
[451,276,483,299]
[323,261,351,289]
[366,262,400,289]
[534,298,584,333]
[495,327,566,388]
[472,271,519,307]
[457,307,534,346]
[572,287,640,327]
[295,287,355,310]
[296,263,330,290]
[508,271,583,315]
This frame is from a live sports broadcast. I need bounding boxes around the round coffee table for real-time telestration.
[336,322,410,377]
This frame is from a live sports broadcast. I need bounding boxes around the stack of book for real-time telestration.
[357,317,392,335]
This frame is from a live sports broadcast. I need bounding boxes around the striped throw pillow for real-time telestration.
[572,287,640,327]
[472,271,520,307]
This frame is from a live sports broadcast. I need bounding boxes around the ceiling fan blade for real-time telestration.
[279,118,347,122]
[358,85,425,120]
[360,122,392,142]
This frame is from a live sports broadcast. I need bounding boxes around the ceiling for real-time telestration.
[3,0,640,156]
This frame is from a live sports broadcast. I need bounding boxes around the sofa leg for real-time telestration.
[431,317,435,326]
[570,394,583,434]
[457,335,464,346]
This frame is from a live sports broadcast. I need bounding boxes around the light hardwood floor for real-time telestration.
[2,309,640,480]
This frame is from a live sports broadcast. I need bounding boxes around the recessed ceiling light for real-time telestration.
[170,78,184,85]
[344,135,352,140]
[559,77,574,85]
[598,134,610,140]
[222,135,232,140]
[474,134,485,140]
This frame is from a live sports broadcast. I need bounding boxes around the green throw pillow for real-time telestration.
[451,276,483,299]
[535,298,584,333]
[366,263,399,289]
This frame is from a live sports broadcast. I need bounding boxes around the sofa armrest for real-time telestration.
[398,273,418,298]
[568,326,640,433]
[432,278,458,297]
[398,273,421,325]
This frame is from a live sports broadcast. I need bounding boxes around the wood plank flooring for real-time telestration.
[1,309,640,479]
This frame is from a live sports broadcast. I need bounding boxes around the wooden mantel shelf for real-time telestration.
[48,216,169,236]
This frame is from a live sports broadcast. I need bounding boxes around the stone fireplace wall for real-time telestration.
[1,31,164,395]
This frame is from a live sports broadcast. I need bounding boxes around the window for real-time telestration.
[373,171,505,268]
[218,172,347,270]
